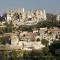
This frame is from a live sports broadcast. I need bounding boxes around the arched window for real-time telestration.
[36,38,40,41]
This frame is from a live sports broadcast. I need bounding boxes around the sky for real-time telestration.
[0,0,60,15]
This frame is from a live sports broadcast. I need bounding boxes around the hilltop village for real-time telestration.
[0,8,60,51]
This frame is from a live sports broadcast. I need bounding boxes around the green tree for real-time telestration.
[49,40,60,56]
[1,50,8,60]
[4,21,14,33]
[41,39,49,47]
[9,50,17,60]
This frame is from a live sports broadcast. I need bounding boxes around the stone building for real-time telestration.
[6,8,47,26]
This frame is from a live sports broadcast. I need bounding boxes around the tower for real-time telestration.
[43,9,46,20]
[23,8,24,13]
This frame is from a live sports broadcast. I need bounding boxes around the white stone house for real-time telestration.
[56,14,60,21]
[19,41,45,51]
[10,33,19,45]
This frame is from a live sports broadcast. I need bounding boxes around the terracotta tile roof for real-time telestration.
[48,29,60,32]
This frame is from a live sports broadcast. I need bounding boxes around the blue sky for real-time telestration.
[0,0,60,14]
